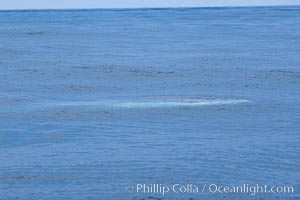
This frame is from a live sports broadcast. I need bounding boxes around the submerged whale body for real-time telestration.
[53,98,250,108]
[114,99,250,108]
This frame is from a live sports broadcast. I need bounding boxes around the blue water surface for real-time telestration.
[0,6,299,200]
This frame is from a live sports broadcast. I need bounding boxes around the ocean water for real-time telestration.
[0,6,299,200]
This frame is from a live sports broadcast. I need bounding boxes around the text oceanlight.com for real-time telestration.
[125,183,294,196]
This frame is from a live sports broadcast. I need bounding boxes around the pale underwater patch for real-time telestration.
[113,99,250,108]
[51,99,250,108]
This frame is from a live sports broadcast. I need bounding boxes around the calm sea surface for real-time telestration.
[0,6,299,200]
